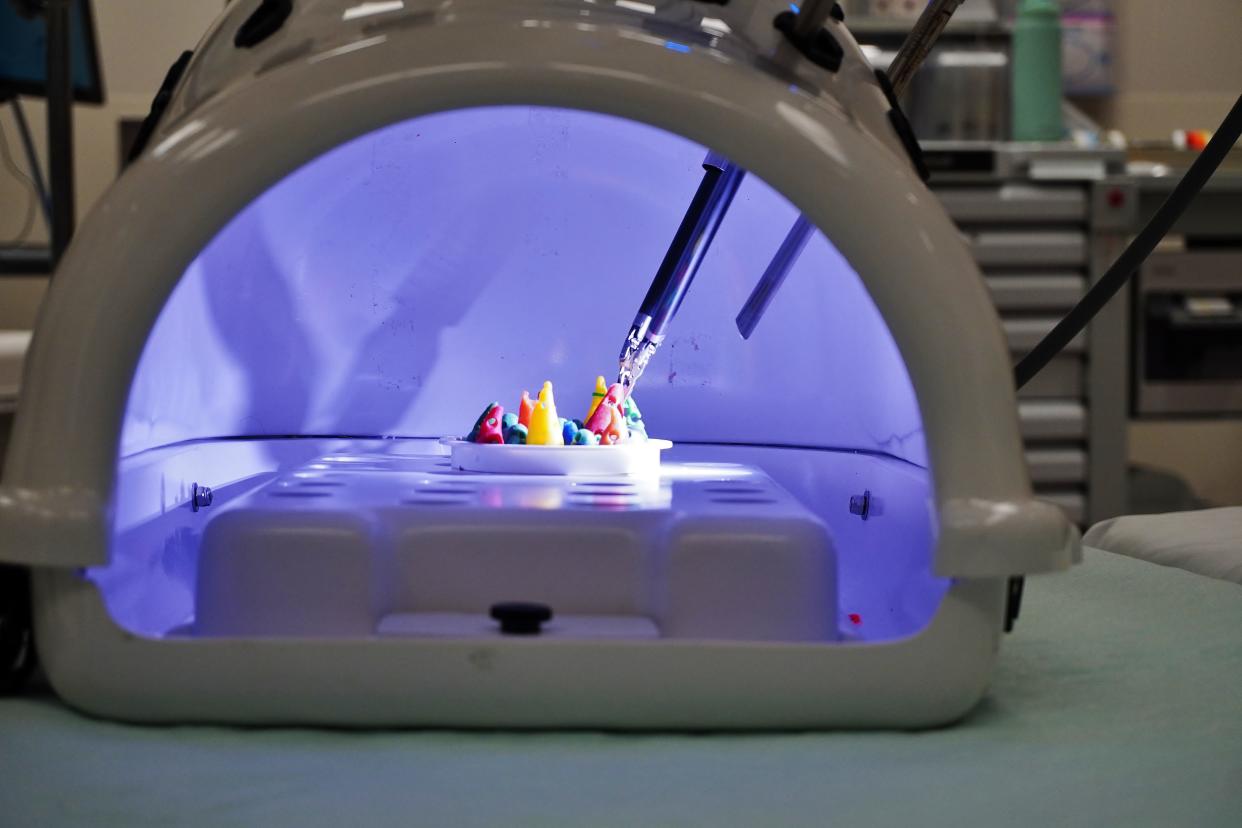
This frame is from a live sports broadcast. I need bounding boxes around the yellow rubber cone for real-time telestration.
[527,381,565,445]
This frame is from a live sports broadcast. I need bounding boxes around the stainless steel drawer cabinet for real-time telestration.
[927,144,1131,524]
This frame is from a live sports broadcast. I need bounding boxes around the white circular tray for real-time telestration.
[441,438,672,476]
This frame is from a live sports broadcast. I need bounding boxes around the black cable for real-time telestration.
[0,115,38,247]
[9,98,51,224]
[1014,92,1242,389]
[0,564,37,695]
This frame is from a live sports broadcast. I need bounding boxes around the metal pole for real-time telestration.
[886,0,967,97]
[734,214,815,340]
[732,0,966,335]
[46,0,75,265]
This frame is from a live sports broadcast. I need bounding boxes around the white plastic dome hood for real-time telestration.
[0,0,1079,729]
[2,0,1075,575]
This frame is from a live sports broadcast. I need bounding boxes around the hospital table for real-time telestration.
[1,548,1239,827]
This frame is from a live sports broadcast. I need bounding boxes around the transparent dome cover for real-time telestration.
[121,106,926,466]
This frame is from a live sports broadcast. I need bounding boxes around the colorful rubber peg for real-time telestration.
[583,383,624,435]
[475,404,505,444]
[501,412,521,443]
[466,401,500,441]
[623,395,642,424]
[622,395,646,440]
[504,423,528,444]
[585,375,608,422]
[583,402,610,435]
[527,381,564,445]
[518,390,535,428]
[572,428,598,445]
[598,404,628,445]
[561,418,580,445]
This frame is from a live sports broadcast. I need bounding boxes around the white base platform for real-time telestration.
[36,439,1001,729]
[444,438,672,476]
[194,452,837,643]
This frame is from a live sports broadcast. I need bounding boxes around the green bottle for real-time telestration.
[1011,0,1064,142]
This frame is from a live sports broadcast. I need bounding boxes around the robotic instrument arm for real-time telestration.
[616,153,744,393]
[617,0,966,394]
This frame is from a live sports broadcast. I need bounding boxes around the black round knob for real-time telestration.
[489,601,553,635]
